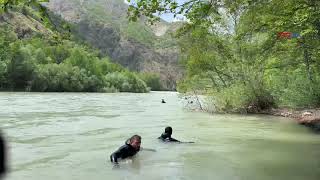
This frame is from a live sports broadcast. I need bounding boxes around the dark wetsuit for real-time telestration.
[158,133,180,142]
[0,132,6,176]
[110,143,139,163]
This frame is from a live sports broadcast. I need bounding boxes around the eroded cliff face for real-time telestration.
[46,0,183,90]
[0,10,53,39]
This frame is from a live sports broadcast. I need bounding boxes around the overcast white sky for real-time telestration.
[124,0,188,22]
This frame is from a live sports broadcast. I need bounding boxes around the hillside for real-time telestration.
[46,0,183,90]
[0,6,150,93]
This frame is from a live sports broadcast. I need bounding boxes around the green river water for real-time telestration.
[0,92,319,180]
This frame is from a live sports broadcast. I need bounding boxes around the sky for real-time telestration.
[124,0,188,22]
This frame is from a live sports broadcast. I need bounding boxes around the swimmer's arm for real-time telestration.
[140,147,156,152]
[171,138,195,143]
[169,137,180,142]
[110,147,126,163]
[110,152,119,163]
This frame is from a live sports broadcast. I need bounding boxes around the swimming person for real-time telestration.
[158,126,180,142]
[110,135,141,164]
[0,131,6,179]
[158,126,194,143]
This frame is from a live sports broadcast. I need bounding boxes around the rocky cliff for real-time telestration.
[46,0,182,90]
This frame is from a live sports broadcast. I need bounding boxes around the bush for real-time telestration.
[280,76,320,108]
[0,24,149,93]
[98,58,124,75]
[7,43,36,89]
[138,73,163,91]
[0,61,8,88]
[65,47,101,76]
[105,72,149,93]
[45,44,70,64]
[31,64,105,92]
[265,67,320,108]
[212,82,275,113]
[101,86,119,93]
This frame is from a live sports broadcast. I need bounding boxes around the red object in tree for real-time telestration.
[277,31,292,39]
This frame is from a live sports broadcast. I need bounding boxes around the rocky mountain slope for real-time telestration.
[46,0,183,90]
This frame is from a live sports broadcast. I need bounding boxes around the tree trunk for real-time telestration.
[303,47,313,82]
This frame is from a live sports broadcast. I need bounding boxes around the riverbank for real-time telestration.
[181,94,320,132]
[259,108,320,132]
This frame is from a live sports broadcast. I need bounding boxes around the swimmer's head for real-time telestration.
[129,135,141,151]
[164,126,173,136]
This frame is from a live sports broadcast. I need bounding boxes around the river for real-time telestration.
[0,92,319,180]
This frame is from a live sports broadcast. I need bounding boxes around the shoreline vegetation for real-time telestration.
[126,0,320,132]
[0,7,164,93]
[260,108,320,132]
[181,94,320,133]
[1,1,319,132]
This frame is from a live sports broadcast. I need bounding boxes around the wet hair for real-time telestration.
[129,135,141,143]
[165,126,173,134]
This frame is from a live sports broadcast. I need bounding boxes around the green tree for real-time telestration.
[128,0,320,110]
[7,43,36,89]
[0,26,16,88]
[105,71,149,93]
[138,73,162,91]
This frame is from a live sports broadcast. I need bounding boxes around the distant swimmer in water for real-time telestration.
[161,99,166,103]
[158,126,179,142]
[158,126,194,143]
[0,131,7,179]
[110,135,141,164]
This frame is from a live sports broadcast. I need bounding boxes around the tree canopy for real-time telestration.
[128,0,320,111]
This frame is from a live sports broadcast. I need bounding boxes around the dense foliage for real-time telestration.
[0,1,151,93]
[0,26,149,92]
[129,0,320,110]
[137,73,163,91]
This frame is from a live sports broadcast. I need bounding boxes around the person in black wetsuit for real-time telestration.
[158,126,180,142]
[110,135,141,164]
[0,131,7,179]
